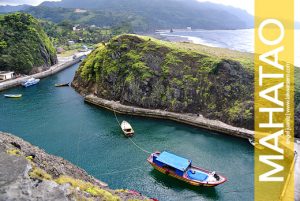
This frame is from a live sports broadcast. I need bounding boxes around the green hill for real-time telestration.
[72,35,300,136]
[0,13,57,74]
[72,34,255,130]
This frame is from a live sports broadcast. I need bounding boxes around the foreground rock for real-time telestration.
[0,132,149,201]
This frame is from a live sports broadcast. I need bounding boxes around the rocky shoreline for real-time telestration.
[84,95,254,139]
[0,132,149,201]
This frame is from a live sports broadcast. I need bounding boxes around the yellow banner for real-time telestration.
[255,0,294,201]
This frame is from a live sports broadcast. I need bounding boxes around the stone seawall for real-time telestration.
[0,57,83,92]
[84,95,254,139]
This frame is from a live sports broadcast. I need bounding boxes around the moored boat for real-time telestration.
[147,151,227,187]
[22,78,40,87]
[121,121,134,137]
[249,138,265,150]
[55,83,69,87]
[4,94,22,98]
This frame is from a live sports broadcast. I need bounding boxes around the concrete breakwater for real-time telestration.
[0,56,84,92]
[84,95,254,139]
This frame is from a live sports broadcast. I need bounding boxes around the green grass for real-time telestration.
[55,175,120,200]
[132,34,253,68]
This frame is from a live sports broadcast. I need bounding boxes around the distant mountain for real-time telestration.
[24,6,145,31]
[0,4,31,13]
[38,0,253,30]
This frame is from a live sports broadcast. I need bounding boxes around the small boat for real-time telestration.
[121,121,134,137]
[4,94,22,98]
[22,78,40,87]
[249,138,265,150]
[147,151,227,187]
[55,83,69,87]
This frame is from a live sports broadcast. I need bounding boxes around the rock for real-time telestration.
[0,132,149,201]
[72,34,254,130]
[0,13,58,74]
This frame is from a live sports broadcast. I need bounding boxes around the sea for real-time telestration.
[158,29,300,67]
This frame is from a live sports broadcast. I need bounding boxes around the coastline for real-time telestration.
[0,52,89,92]
[84,94,254,139]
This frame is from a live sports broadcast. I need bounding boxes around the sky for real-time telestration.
[0,0,299,21]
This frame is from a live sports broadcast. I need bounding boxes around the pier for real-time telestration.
[0,53,88,92]
[84,95,254,139]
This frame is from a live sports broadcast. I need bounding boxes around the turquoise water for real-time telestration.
[0,63,254,201]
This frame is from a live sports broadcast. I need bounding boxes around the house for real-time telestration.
[72,25,86,31]
[68,40,75,45]
[0,71,15,80]
[79,45,89,52]
[187,27,192,30]
[56,47,65,54]
[74,9,87,13]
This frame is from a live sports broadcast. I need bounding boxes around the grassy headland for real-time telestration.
[73,34,256,130]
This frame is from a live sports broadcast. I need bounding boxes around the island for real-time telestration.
[72,34,300,138]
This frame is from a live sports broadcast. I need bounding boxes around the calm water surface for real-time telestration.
[0,63,253,201]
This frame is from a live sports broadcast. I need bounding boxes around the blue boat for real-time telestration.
[148,151,227,187]
[22,78,40,87]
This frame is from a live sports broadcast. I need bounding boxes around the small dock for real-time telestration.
[0,53,88,92]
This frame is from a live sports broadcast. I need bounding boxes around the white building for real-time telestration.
[74,9,87,13]
[0,71,15,80]
[68,40,75,45]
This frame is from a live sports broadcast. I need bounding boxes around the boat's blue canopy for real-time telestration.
[156,151,191,171]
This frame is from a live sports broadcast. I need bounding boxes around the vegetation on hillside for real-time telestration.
[25,6,140,32]
[73,35,255,129]
[0,13,57,74]
[40,20,111,46]
[23,0,253,32]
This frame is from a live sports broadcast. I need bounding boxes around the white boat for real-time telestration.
[249,138,264,150]
[4,94,22,98]
[22,78,40,87]
[121,121,134,137]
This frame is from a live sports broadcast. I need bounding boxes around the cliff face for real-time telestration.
[0,13,57,74]
[72,35,254,130]
[0,132,148,201]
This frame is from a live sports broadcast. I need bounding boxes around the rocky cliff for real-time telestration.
[0,132,149,201]
[72,34,300,136]
[72,34,254,130]
[0,13,57,74]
